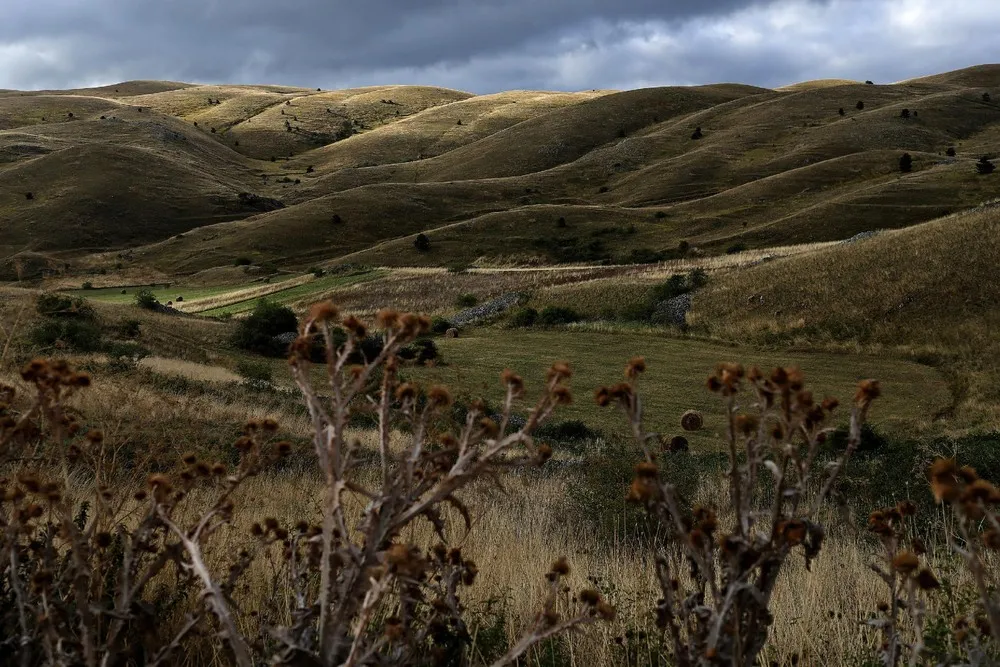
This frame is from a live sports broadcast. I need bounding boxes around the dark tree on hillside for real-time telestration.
[691,127,703,140]
[899,153,913,173]
[25,192,33,200]
[856,101,865,111]
[332,213,343,224]
[984,92,992,102]
[414,233,431,251]
[946,146,956,157]
[900,108,910,119]
[838,107,845,116]
[976,156,996,175]
[865,80,874,85]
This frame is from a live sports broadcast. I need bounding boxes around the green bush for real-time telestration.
[36,293,95,320]
[82,281,94,290]
[104,341,150,373]
[236,359,274,386]
[455,293,478,308]
[537,306,580,326]
[134,290,159,310]
[28,319,104,352]
[508,307,538,328]
[231,300,298,357]
[430,317,453,335]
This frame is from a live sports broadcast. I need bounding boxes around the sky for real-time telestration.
[1,0,998,93]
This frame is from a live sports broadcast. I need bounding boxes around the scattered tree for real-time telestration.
[983,92,992,102]
[838,107,845,116]
[457,119,462,125]
[946,146,956,157]
[24,192,33,201]
[691,126,704,140]
[332,213,343,224]
[976,156,996,175]
[899,153,913,173]
[856,100,865,111]
[413,233,431,251]
[865,80,874,85]
[306,165,314,173]
[900,108,911,119]
[678,239,690,255]
[134,289,159,310]
[231,299,298,356]
[557,216,567,228]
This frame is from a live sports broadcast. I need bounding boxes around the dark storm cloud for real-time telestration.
[0,0,997,92]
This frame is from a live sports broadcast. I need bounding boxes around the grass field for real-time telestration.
[409,329,950,442]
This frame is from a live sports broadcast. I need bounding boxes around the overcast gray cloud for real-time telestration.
[1,0,997,92]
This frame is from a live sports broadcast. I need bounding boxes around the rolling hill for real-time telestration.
[0,64,998,277]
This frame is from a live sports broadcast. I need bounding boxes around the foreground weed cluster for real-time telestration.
[0,306,611,666]
[0,302,997,666]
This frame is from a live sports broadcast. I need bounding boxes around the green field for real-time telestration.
[198,270,385,316]
[407,330,951,445]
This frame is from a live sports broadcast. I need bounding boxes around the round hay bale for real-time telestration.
[680,410,703,432]
[176,296,184,302]
[445,328,459,338]
[669,435,689,452]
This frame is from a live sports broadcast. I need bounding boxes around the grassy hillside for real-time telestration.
[0,67,997,275]
[687,202,1000,424]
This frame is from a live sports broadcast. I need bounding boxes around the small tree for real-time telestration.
[899,153,913,173]
[976,156,996,175]
[856,100,865,111]
[413,233,431,252]
[25,192,33,200]
[691,127,704,140]
[983,92,992,102]
[946,146,956,157]
[231,299,298,356]
[134,289,159,310]
[838,107,845,116]
[900,108,910,119]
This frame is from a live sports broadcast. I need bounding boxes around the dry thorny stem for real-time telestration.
[0,303,613,666]
[597,358,880,667]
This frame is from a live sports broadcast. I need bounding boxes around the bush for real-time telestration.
[81,281,94,290]
[234,257,252,266]
[856,100,865,110]
[134,289,159,310]
[900,108,911,119]
[28,319,104,352]
[36,293,95,320]
[838,107,845,116]
[983,92,992,102]
[236,358,274,386]
[455,293,478,308]
[508,307,538,328]
[537,306,580,326]
[116,318,142,339]
[976,156,996,175]
[399,339,439,365]
[899,153,913,173]
[690,127,703,140]
[413,233,431,252]
[308,266,324,278]
[726,242,748,254]
[430,316,453,335]
[231,299,298,357]
[104,341,150,373]
[946,146,956,157]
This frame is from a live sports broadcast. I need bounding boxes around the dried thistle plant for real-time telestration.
[597,358,880,666]
[0,305,612,666]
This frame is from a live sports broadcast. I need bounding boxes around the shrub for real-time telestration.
[81,281,94,290]
[413,233,431,251]
[691,127,703,140]
[28,319,104,352]
[234,257,252,266]
[976,156,996,175]
[331,213,343,224]
[430,316,453,335]
[557,216,567,228]
[983,92,992,102]
[726,242,748,254]
[856,100,865,110]
[399,338,439,365]
[508,306,538,328]
[677,239,690,255]
[838,107,845,116]
[36,293,95,320]
[25,192,33,200]
[900,108,910,119]
[899,152,913,173]
[235,358,274,386]
[946,146,956,157]
[455,293,478,308]
[104,341,150,372]
[308,266,324,277]
[116,318,142,339]
[134,289,159,310]
[231,299,297,357]
[865,79,874,84]
[537,306,580,326]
